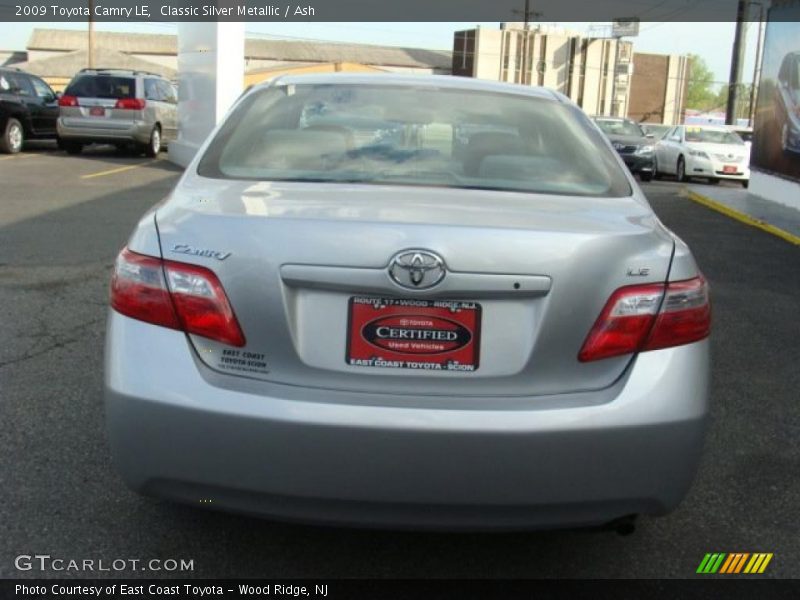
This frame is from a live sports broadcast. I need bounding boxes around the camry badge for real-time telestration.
[171,244,231,261]
[388,250,446,290]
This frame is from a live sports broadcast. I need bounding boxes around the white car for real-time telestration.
[654,125,750,187]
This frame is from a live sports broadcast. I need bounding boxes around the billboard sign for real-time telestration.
[612,18,640,38]
[751,1,800,182]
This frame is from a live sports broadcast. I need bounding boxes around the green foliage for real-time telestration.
[686,54,719,111]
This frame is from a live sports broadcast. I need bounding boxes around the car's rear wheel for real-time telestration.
[639,171,653,182]
[708,177,720,185]
[144,126,161,158]
[676,156,687,182]
[1,118,24,154]
[742,180,749,189]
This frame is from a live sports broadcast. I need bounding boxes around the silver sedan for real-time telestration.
[105,74,711,531]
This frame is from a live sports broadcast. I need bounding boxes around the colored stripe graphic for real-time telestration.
[719,554,736,573]
[720,552,750,574]
[757,554,773,574]
[699,553,773,574]
[697,553,727,573]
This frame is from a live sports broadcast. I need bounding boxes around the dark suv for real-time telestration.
[0,67,59,153]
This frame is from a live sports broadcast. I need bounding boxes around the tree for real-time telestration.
[686,54,718,111]
[714,84,754,121]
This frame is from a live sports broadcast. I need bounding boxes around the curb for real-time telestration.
[684,189,800,246]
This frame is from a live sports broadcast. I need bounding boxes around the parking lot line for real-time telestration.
[81,160,158,180]
[0,153,38,161]
[685,188,800,246]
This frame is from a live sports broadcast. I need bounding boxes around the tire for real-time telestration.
[708,178,720,185]
[639,172,653,182]
[676,156,687,183]
[1,118,24,154]
[742,180,749,189]
[144,125,161,158]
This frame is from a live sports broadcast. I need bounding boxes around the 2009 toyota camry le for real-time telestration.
[105,74,711,532]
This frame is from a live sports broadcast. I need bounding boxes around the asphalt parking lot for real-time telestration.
[1,146,798,579]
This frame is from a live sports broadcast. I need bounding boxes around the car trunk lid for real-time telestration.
[154,175,674,398]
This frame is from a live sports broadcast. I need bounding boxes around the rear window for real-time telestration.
[198,83,632,197]
[65,75,135,99]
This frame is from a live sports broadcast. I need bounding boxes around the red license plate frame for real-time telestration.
[722,165,737,174]
[346,297,481,372]
[89,106,105,117]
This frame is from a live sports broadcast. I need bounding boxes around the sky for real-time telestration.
[0,20,763,90]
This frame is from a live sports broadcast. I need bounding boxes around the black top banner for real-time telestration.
[0,0,784,23]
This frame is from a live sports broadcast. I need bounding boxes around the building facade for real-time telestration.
[4,28,452,91]
[453,24,687,124]
[628,52,689,125]
[453,24,633,117]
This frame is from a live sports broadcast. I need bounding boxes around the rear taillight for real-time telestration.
[642,277,711,351]
[114,98,146,110]
[110,248,246,347]
[578,276,710,362]
[58,95,78,107]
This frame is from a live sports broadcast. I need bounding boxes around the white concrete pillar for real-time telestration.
[169,22,244,167]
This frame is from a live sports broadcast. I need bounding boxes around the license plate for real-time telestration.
[89,106,105,117]
[723,165,737,174]
[346,297,481,372]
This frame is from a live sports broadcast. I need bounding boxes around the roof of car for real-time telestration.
[258,73,565,102]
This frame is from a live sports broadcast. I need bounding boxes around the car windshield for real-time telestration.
[198,83,632,197]
[685,128,744,145]
[65,75,135,99]
[594,118,644,138]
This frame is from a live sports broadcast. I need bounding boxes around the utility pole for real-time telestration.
[87,0,95,69]
[726,0,749,125]
[748,1,764,126]
[512,1,543,85]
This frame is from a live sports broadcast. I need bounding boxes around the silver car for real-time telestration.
[57,68,177,156]
[105,74,711,531]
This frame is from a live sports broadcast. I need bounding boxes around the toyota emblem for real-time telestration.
[388,250,446,290]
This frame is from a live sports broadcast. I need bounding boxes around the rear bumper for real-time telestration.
[57,118,152,145]
[105,312,710,530]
